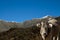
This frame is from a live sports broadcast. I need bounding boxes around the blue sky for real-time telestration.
[0,0,60,22]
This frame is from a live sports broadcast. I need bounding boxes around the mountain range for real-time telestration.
[0,16,60,32]
[0,16,60,40]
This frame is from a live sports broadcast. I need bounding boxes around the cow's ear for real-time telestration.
[36,23,41,27]
[49,24,53,27]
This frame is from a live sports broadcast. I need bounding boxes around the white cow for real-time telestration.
[36,18,59,40]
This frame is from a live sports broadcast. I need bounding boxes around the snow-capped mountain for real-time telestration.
[42,15,53,18]
[33,15,54,21]
[41,15,54,21]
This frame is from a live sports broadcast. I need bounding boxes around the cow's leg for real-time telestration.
[53,36,55,40]
[57,34,59,40]
[56,33,59,40]
[53,36,58,40]
[57,36,59,40]
[50,35,53,40]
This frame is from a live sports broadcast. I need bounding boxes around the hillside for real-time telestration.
[0,16,60,32]
[0,20,23,32]
[0,16,60,40]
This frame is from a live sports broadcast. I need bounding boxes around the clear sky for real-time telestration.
[0,0,60,22]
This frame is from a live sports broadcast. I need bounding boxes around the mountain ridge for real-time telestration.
[0,16,60,40]
[0,16,60,32]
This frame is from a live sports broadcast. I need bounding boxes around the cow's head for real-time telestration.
[36,21,50,40]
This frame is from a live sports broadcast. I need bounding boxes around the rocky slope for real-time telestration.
[0,16,60,40]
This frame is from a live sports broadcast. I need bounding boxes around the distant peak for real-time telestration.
[33,15,53,20]
[42,15,52,18]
